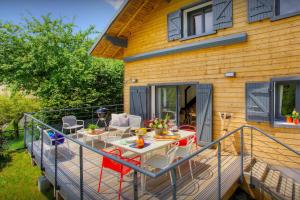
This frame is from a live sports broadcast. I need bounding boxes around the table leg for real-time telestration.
[92,138,94,148]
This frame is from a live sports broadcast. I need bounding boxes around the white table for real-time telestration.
[110,130,195,193]
[77,129,109,148]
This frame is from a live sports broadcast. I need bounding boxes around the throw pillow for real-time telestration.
[119,116,129,127]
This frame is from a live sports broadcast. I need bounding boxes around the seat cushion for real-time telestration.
[48,131,65,145]
[63,125,83,130]
[145,155,169,169]
[109,126,130,133]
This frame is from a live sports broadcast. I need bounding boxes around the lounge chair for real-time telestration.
[109,113,142,134]
[62,115,84,138]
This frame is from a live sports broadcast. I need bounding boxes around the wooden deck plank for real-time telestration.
[295,182,300,200]
[28,140,245,200]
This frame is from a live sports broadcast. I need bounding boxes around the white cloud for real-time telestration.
[105,0,125,10]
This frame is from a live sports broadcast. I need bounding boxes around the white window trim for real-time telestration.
[183,1,212,38]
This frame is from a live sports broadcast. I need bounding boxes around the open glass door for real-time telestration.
[155,86,177,125]
[154,84,197,127]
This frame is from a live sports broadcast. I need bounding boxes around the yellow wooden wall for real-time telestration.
[122,0,300,166]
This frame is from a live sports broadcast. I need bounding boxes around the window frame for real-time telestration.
[271,0,300,21]
[272,77,300,127]
[182,1,216,40]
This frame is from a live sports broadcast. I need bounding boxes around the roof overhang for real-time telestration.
[89,0,161,60]
[88,0,129,57]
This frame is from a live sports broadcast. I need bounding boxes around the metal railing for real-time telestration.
[23,107,300,200]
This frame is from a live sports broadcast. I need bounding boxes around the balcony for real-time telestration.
[24,105,300,200]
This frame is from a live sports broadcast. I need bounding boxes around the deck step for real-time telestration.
[252,161,268,181]
[279,176,293,199]
[295,182,300,200]
[264,170,280,189]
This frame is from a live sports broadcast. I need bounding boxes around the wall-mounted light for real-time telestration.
[130,78,138,83]
[224,72,236,78]
[124,78,138,84]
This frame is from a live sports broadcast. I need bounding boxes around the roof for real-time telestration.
[89,0,161,59]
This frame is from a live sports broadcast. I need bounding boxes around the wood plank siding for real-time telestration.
[91,0,300,167]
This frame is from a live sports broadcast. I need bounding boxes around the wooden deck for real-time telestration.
[28,138,251,200]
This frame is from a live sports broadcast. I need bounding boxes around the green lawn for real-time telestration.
[0,129,53,200]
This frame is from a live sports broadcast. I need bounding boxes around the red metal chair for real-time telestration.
[178,125,197,146]
[98,148,141,200]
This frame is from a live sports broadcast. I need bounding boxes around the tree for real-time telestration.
[0,15,123,109]
[0,93,40,137]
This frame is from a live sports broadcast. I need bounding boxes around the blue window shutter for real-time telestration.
[167,10,182,41]
[213,0,233,30]
[248,0,274,23]
[196,84,213,146]
[130,86,150,120]
[246,82,271,122]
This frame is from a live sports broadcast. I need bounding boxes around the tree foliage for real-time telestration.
[0,15,123,109]
[0,93,40,137]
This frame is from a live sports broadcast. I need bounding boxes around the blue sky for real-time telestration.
[0,0,125,38]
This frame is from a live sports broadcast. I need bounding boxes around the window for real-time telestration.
[183,1,214,38]
[274,79,300,123]
[275,0,300,16]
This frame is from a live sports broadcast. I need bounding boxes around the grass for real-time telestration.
[0,150,53,200]
[7,133,24,151]
[0,126,53,200]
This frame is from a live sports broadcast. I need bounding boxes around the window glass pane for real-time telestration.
[194,14,203,34]
[156,87,177,124]
[279,0,300,15]
[205,11,213,33]
[279,83,296,116]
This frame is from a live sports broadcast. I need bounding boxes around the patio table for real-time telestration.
[110,130,195,193]
[77,129,109,148]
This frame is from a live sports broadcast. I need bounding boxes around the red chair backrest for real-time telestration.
[178,125,197,146]
[102,150,123,173]
[179,125,196,132]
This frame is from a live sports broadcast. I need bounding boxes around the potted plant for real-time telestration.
[87,124,98,135]
[286,114,293,123]
[292,110,299,125]
[149,115,169,135]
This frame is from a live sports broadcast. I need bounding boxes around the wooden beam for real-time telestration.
[105,34,128,48]
[117,0,150,37]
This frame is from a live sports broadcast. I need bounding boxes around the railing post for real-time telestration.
[79,145,83,200]
[54,130,59,198]
[240,128,244,184]
[40,127,44,171]
[171,168,177,200]
[91,107,94,124]
[133,170,138,200]
[218,142,221,200]
[31,118,35,158]
[250,127,254,188]
[24,115,27,148]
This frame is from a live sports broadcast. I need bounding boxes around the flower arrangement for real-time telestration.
[136,128,147,136]
[292,110,299,125]
[149,115,170,134]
